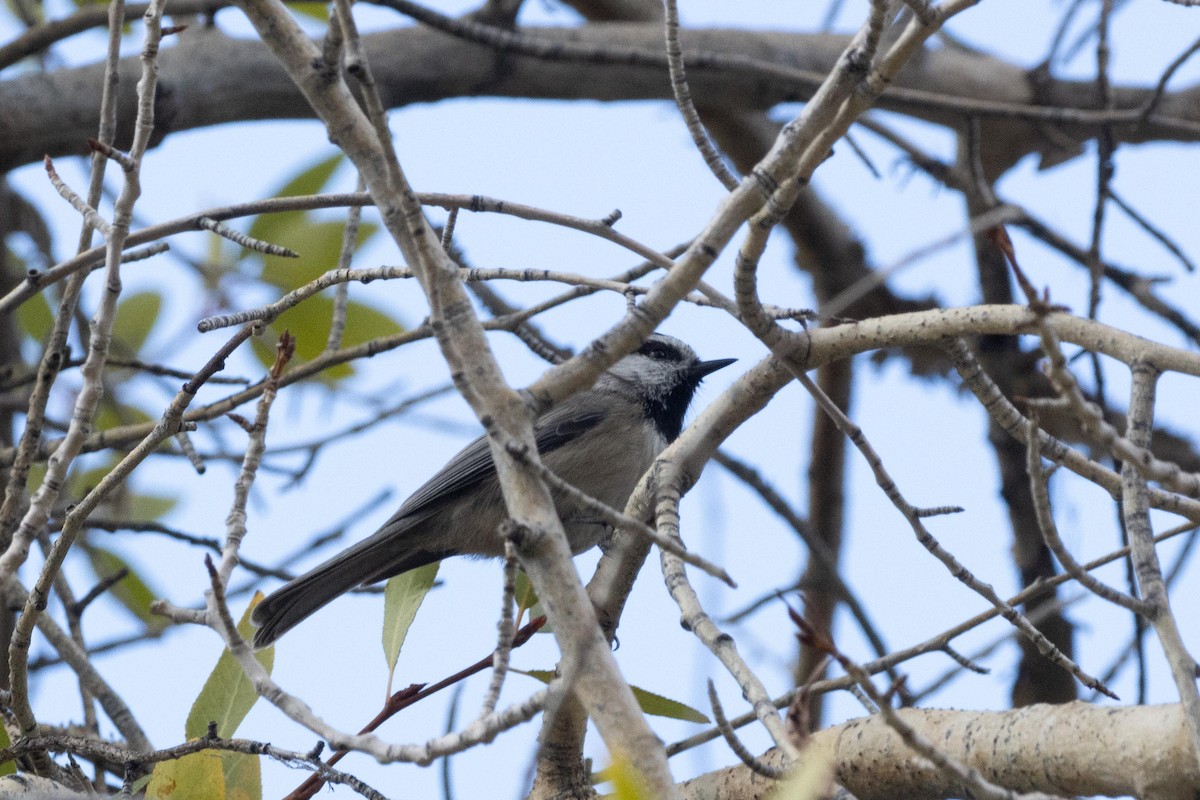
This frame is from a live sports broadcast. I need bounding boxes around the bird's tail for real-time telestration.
[250,532,449,648]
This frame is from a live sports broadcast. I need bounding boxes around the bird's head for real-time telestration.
[604,333,735,441]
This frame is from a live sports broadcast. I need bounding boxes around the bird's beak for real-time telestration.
[690,357,736,379]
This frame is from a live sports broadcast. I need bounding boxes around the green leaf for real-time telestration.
[259,219,363,290]
[243,154,371,291]
[64,447,176,521]
[238,153,393,386]
[68,457,121,496]
[235,154,398,384]
[125,492,179,521]
[94,400,154,433]
[291,1,328,20]
[247,153,344,252]
[24,462,45,493]
[0,720,14,776]
[628,685,709,723]
[111,291,162,355]
[249,298,403,382]
[512,571,552,632]
[514,571,538,615]
[85,545,169,633]
[248,298,338,374]
[5,0,43,22]
[271,154,344,208]
[14,290,52,344]
[382,562,439,696]
[339,296,404,346]
[523,671,708,723]
[527,602,552,632]
[146,751,225,800]
[146,599,269,800]
[184,594,274,740]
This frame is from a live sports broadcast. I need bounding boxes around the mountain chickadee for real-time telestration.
[251,334,734,648]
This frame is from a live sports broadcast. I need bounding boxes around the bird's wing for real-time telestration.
[387,402,608,521]
[250,398,609,647]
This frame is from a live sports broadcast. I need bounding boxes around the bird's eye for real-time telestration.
[638,340,676,361]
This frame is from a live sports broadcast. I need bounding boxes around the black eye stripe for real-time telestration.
[638,340,679,361]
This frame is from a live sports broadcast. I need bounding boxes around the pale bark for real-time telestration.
[682,703,1199,800]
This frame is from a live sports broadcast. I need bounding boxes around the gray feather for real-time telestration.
[251,400,611,647]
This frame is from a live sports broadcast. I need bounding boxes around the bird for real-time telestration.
[250,334,734,648]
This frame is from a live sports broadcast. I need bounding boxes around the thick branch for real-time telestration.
[683,703,1199,800]
[3,21,1200,171]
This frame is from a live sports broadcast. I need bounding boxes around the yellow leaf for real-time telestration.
[770,745,834,800]
[145,751,225,800]
[222,751,261,800]
[601,752,652,800]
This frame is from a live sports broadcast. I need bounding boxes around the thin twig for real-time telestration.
[1026,415,1150,614]
[479,545,519,718]
[707,679,785,779]
[504,441,735,586]
[661,0,738,191]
